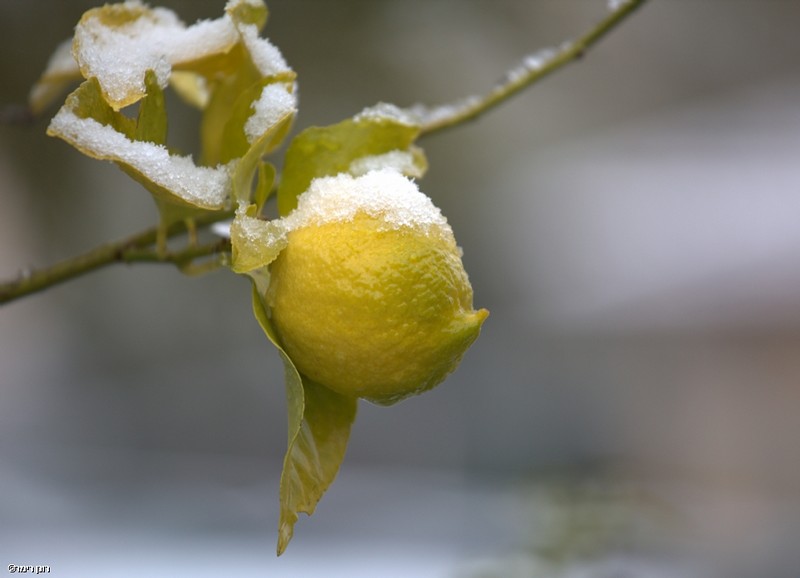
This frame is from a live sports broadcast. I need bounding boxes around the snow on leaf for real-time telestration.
[41,0,296,221]
[353,101,419,126]
[72,1,237,110]
[47,77,233,211]
[244,83,296,144]
[277,107,424,216]
[230,206,288,273]
[348,148,427,178]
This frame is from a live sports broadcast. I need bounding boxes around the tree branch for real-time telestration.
[0,211,233,305]
[417,0,648,137]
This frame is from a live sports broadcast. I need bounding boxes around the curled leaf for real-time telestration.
[42,0,297,233]
[47,76,233,212]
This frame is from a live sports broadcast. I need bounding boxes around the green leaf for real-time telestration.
[230,206,287,274]
[135,69,167,145]
[277,114,422,216]
[250,283,357,557]
[278,378,357,556]
[254,161,277,210]
[200,45,260,167]
[64,76,135,138]
[229,81,296,207]
[198,44,295,206]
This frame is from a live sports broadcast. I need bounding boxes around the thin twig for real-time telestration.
[0,211,233,305]
[417,0,648,137]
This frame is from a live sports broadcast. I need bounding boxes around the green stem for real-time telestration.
[0,211,233,305]
[418,0,648,136]
[120,238,230,266]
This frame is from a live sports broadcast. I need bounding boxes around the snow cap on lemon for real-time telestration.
[266,168,488,405]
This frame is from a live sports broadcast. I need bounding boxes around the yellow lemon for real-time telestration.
[266,169,488,405]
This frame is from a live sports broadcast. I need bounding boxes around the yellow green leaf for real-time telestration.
[277,378,356,555]
[254,161,277,210]
[135,70,168,145]
[230,207,287,274]
[277,106,423,216]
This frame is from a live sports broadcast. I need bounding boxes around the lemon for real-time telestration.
[266,169,488,405]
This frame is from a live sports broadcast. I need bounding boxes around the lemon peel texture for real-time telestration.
[266,169,488,405]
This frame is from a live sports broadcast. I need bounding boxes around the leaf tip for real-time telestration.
[277,518,295,556]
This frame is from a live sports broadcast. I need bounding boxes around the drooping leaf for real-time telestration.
[277,377,357,556]
[250,283,357,556]
[277,106,425,216]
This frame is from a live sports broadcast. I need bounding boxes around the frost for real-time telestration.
[504,47,559,84]
[244,83,297,143]
[285,169,449,233]
[354,102,419,127]
[48,108,232,209]
[349,150,423,178]
[406,96,481,128]
[521,47,559,73]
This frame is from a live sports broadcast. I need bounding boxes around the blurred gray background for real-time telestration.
[2,1,800,576]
